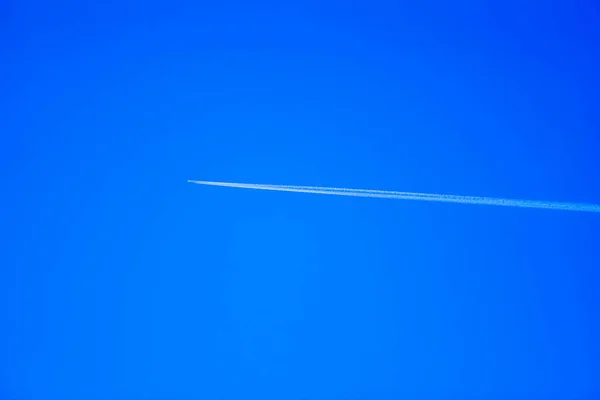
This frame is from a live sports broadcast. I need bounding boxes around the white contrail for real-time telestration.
[187,180,600,213]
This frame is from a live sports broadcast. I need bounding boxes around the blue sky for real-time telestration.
[2,1,600,399]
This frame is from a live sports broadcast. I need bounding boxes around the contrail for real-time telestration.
[187,180,600,213]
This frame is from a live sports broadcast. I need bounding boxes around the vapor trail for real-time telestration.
[187,180,600,213]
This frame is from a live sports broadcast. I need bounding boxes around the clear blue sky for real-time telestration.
[2,1,600,399]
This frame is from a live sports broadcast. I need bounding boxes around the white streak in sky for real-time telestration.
[187,180,600,213]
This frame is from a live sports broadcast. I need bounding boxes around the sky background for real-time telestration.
[2,1,600,399]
